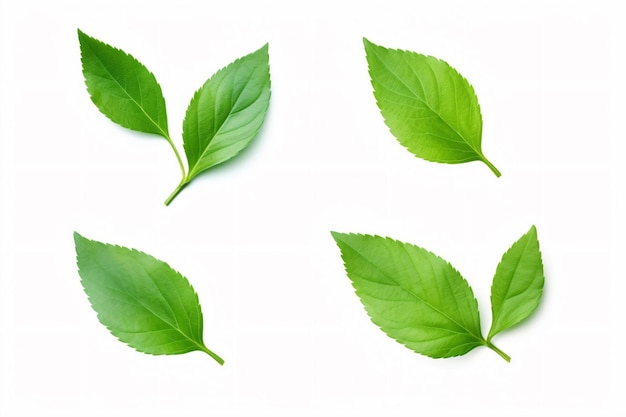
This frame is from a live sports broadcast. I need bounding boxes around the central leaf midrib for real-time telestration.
[96,282,205,352]
[372,312,481,339]
[187,64,261,177]
[134,257,201,343]
[489,234,535,338]
[345,239,485,344]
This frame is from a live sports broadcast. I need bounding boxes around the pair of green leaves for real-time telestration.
[78,30,271,205]
[332,226,544,361]
[364,38,501,177]
[74,232,224,364]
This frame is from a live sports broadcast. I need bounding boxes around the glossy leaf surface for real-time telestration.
[78,29,169,138]
[364,38,500,176]
[331,232,485,358]
[182,44,271,180]
[74,232,223,364]
[488,225,544,340]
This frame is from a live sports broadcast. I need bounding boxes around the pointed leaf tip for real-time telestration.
[362,37,380,53]
[73,231,86,246]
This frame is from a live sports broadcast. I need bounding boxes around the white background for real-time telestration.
[1,0,624,415]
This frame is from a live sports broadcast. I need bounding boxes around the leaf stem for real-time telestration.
[200,345,225,365]
[486,340,511,362]
[480,155,501,178]
[161,133,191,205]
[164,133,187,180]
[164,177,189,206]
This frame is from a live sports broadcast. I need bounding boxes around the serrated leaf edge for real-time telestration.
[182,43,271,180]
[73,232,224,364]
[487,225,545,341]
[77,28,170,139]
[331,231,489,360]
[362,38,501,176]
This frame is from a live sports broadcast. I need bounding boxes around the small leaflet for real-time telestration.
[488,225,544,340]
[364,38,501,177]
[74,232,224,364]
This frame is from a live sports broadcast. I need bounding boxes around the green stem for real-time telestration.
[200,345,225,365]
[164,134,187,180]
[164,177,189,206]
[480,155,501,178]
[161,133,189,206]
[486,340,511,362]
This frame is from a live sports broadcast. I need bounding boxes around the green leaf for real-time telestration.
[363,38,501,177]
[331,232,489,359]
[74,232,223,364]
[78,29,169,138]
[183,44,271,177]
[488,225,544,341]
[164,44,271,204]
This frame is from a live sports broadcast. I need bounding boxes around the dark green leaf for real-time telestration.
[74,232,223,364]
[78,29,169,138]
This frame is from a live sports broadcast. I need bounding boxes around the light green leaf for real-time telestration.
[78,29,169,138]
[331,232,489,359]
[74,232,223,364]
[165,44,271,204]
[364,38,500,177]
[488,225,544,341]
